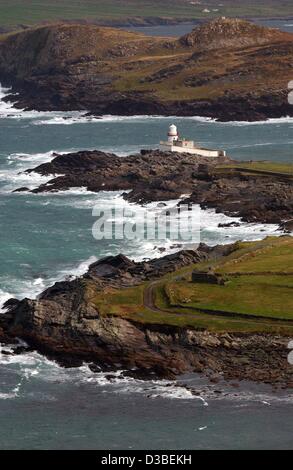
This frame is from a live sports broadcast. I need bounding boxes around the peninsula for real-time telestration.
[6,148,293,387]
[1,17,293,121]
[1,236,293,386]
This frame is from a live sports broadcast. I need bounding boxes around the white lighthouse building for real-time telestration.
[167,124,179,143]
[160,124,226,158]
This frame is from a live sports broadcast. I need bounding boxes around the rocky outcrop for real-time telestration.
[1,19,293,121]
[16,149,293,228]
[0,247,216,375]
[21,149,229,199]
[180,17,291,50]
[182,172,293,226]
[1,247,293,386]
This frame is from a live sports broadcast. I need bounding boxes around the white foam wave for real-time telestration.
[34,114,100,126]
[200,208,282,245]
[47,191,283,260]
[0,169,51,193]
[0,256,97,313]
[36,113,293,127]
[2,353,292,404]
[34,114,217,126]
[7,150,58,164]
[2,83,293,126]
[0,84,87,121]
[0,289,13,313]
[1,342,293,404]
[219,117,293,126]
[0,149,74,192]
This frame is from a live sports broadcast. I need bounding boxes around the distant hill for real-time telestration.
[1,18,293,120]
[0,0,293,30]
[180,17,291,49]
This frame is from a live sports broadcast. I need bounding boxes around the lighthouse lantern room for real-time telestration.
[167,124,179,143]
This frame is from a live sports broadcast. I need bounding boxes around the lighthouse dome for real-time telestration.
[168,124,178,136]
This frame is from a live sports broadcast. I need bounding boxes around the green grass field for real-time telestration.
[0,1,292,29]
[217,161,293,176]
[89,236,293,334]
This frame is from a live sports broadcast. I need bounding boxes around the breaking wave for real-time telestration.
[1,348,293,406]
[0,255,97,313]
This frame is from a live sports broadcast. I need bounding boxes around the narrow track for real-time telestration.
[143,278,293,327]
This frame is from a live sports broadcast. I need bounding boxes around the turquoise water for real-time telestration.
[0,86,293,449]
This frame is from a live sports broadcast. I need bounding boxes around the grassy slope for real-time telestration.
[0,1,293,28]
[90,236,293,334]
[217,161,293,176]
[0,20,292,107]
[112,40,293,103]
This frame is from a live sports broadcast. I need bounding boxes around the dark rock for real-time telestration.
[0,20,293,121]
[1,244,292,387]
[14,148,293,228]
[13,187,30,193]
[280,219,293,233]
[218,222,241,228]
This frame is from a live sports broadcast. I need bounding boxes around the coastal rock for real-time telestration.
[1,246,293,386]
[280,219,293,233]
[18,149,293,227]
[180,17,289,50]
[0,19,293,121]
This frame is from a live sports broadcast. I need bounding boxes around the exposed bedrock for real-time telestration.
[1,247,292,385]
[16,149,293,228]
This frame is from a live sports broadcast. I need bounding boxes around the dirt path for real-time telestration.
[143,281,167,314]
[143,278,293,327]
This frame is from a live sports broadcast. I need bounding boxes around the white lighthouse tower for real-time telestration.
[160,124,226,157]
[167,124,179,143]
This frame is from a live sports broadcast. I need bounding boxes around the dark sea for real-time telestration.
[0,66,293,450]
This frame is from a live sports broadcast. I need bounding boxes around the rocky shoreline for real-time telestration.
[3,82,293,122]
[16,149,293,229]
[1,246,293,387]
[1,18,293,121]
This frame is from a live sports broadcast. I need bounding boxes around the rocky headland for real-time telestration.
[16,148,293,229]
[1,18,293,120]
[1,241,293,387]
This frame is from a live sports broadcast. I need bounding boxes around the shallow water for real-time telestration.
[0,85,292,449]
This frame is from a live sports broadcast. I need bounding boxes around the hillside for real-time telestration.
[1,18,293,120]
[180,17,290,49]
[0,1,293,30]
[2,236,293,384]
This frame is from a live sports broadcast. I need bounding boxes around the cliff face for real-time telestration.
[1,248,293,385]
[1,250,213,375]
[0,18,293,120]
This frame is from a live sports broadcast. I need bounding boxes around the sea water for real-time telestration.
[0,85,293,449]
[122,18,293,37]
